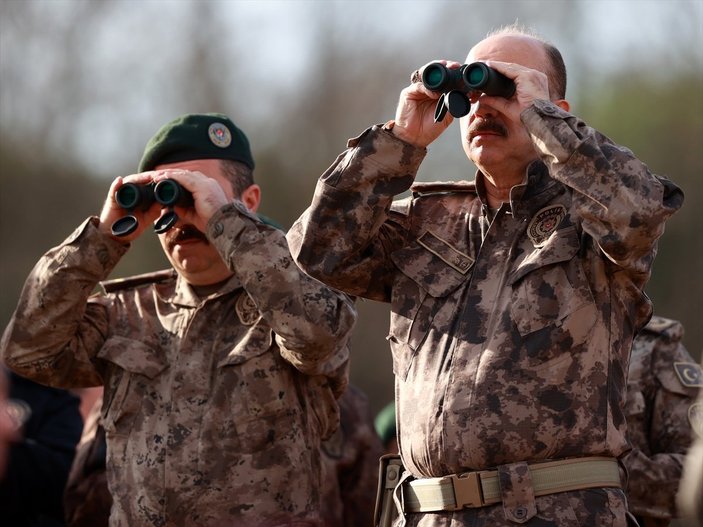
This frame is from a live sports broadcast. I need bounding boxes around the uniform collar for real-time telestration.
[475,161,563,219]
[169,272,242,307]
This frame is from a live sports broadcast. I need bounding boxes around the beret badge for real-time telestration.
[208,122,232,148]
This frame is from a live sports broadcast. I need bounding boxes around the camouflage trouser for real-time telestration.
[394,488,635,527]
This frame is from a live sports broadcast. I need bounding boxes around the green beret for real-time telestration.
[138,113,254,172]
[374,401,397,447]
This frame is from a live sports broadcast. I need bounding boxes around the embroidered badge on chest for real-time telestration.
[527,205,567,247]
[235,292,260,326]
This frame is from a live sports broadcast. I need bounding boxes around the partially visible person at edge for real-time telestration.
[677,359,703,527]
[320,383,384,527]
[624,316,702,527]
[0,369,83,527]
[0,369,15,480]
[287,23,683,526]
[64,393,109,527]
[375,401,399,455]
[1,112,356,527]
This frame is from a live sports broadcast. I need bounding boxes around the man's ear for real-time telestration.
[555,99,570,112]
[240,184,261,213]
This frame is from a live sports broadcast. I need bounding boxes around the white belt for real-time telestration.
[403,456,621,512]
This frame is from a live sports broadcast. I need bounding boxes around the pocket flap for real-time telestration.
[625,389,646,416]
[391,231,471,297]
[658,361,702,396]
[97,336,168,379]
[508,226,580,285]
[217,325,274,368]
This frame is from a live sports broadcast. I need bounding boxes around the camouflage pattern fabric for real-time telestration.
[64,396,111,527]
[64,385,384,527]
[677,367,703,526]
[320,384,384,527]
[2,202,356,527]
[288,100,683,525]
[624,316,701,526]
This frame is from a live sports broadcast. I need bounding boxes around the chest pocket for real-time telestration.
[216,323,287,418]
[508,226,597,362]
[212,322,300,455]
[98,336,168,436]
[388,231,471,380]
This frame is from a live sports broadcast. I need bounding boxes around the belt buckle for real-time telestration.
[447,471,485,510]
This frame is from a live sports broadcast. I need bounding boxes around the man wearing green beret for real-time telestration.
[374,401,399,455]
[1,113,357,526]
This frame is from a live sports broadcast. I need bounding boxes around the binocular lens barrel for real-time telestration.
[115,182,154,211]
[465,63,488,86]
[154,180,178,205]
[154,179,193,207]
[115,184,139,210]
[112,179,192,236]
[463,62,516,99]
[421,62,515,100]
[422,64,449,91]
[114,179,193,211]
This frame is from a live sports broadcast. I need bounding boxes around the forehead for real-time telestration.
[467,34,549,72]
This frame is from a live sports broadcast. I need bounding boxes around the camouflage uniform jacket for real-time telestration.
[320,384,384,527]
[288,100,683,524]
[624,316,701,526]
[2,202,356,527]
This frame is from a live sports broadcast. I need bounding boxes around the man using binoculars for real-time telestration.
[288,25,682,526]
[2,113,357,526]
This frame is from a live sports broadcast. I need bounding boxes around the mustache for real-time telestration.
[165,224,208,249]
[468,118,508,139]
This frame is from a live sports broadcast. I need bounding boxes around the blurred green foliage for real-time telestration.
[577,72,703,357]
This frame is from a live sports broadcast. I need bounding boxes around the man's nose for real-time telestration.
[470,94,497,119]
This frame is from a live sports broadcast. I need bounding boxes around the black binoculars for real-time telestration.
[111,179,194,237]
[421,62,516,122]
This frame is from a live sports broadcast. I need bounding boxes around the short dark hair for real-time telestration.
[220,159,255,197]
[487,24,567,99]
[542,41,567,100]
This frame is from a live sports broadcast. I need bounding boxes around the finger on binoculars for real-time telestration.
[107,176,123,196]
[483,60,521,79]
[153,169,210,193]
[420,59,461,70]
[122,171,158,184]
[404,81,442,100]
[152,169,191,184]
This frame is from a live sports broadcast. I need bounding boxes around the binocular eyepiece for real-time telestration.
[421,62,516,122]
[115,180,193,210]
[114,183,154,211]
[111,179,194,237]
